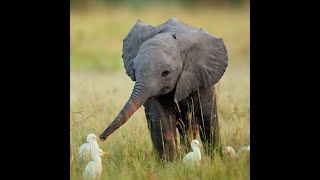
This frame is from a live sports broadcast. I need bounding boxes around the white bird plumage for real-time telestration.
[224,145,250,159]
[83,148,104,180]
[183,140,201,166]
[238,146,250,153]
[78,134,103,163]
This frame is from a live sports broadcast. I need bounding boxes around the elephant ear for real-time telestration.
[174,30,228,102]
[122,20,156,81]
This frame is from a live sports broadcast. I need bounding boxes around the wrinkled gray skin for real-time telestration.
[99,18,228,161]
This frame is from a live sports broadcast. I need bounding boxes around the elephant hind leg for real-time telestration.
[192,123,199,139]
[198,115,221,156]
[176,118,188,147]
[177,111,200,153]
[197,86,222,158]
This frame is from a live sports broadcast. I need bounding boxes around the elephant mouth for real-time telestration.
[145,96,155,102]
[159,86,171,94]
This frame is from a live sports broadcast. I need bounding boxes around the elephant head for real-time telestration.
[99,18,228,141]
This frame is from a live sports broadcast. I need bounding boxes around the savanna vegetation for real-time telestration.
[71,2,249,179]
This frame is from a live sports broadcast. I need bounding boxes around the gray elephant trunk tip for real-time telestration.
[99,82,150,141]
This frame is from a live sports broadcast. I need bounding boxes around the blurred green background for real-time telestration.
[70,0,249,72]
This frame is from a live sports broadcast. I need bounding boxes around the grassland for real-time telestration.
[71,4,250,180]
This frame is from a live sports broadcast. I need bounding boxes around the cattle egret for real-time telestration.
[224,145,250,159]
[78,134,103,162]
[224,146,238,159]
[238,146,250,153]
[83,150,104,180]
[183,139,201,166]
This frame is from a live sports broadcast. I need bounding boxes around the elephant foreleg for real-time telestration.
[144,99,177,161]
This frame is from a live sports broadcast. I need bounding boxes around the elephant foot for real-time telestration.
[154,132,178,161]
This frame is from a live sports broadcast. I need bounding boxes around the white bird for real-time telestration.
[238,146,250,153]
[224,145,250,159]
[183,139,201,166]
[83,149,104,180]
[78,134,103,163]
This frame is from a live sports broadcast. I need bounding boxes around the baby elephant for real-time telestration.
[100,18,228,161]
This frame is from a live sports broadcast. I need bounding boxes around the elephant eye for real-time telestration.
[161,70,170,77]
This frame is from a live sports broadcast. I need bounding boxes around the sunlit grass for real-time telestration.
[70,68,249,179]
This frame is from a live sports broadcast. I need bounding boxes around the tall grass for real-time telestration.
[70,5,249,180]
[70,70,249,180]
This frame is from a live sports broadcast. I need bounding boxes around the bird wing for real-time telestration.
[78,144,86,156]
[83,162,96,180]
[78,143,90,161]
[239,146,250,152]
[237,146,250,156]
[183,152,194,165]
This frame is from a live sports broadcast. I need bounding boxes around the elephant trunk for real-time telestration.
[99,82,150,141]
